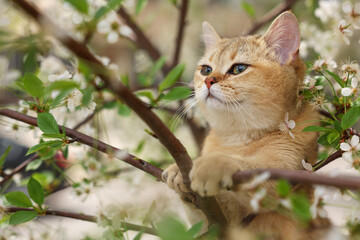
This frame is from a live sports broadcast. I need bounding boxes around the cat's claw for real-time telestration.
[190,155,240,197]
[162,164,189,194]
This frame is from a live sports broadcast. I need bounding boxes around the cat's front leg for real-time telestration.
[190,153,243,196]
[162,164,189,194]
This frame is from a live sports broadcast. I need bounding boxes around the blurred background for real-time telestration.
[1,0,360,239]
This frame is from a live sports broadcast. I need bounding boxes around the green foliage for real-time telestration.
[160,87,192,102]
[276,180,291,197]
[290,194,312,223]
[94,0,123,21]
[241,1,255,18]
[5,191,33,208]
[26,140,63,156]
[46,81,79,92]
[22,73,45,98]
[0,145,12,169]
[302,126,331,132]
[156,216,203,240]
[25,159,43,171]
[136,0,148,14]
[27,177,44,206]
[325,70,345,88]
[64,0,89,15]
[158,64,185,93]
[37,113,60,135]
[118,102,132,116]
[341,106,360,130]
[9,211,38,225]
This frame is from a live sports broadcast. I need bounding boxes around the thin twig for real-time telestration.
[171,0,189,68]
[245,0,299,35]
[232,168,360,189]
[73,109,98,130]
[4,207,157,236]
[0,154,38,186]
[313,150,343,171]
[0,109,163,180]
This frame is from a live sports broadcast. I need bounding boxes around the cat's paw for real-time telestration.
[162,164,189,194]
[190,154,241,197]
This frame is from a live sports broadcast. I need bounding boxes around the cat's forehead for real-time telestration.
[198,35,266,72]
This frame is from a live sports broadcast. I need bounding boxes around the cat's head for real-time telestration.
[194,11,305,134]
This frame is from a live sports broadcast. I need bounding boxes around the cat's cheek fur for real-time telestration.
[190,153,242,196]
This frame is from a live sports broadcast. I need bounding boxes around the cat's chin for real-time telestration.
[204,95,242,112]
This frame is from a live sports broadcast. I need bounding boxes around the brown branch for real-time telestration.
[171,0,189,68]
[4,207,157,235]
[0,154,38,186]
[0,108,163,181]
[233,168,360,189]
[117,7,170,74]
[245,0,299,35]
[9,0,228,228]
[313,150,343,171]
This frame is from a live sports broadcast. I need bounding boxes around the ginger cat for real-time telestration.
[164,12,324,239]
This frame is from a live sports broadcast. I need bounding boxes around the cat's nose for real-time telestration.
[205,77,218,89]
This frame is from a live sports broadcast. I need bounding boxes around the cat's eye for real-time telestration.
[200,65,212,76]
[228,64,248,75]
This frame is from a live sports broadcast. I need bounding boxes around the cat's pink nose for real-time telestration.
[205,77,217,89]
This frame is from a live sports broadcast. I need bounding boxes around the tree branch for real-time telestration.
[0,108,163,181]
[232,168,360,189]
[117,7,170,74]
[245,0,299,35]
[4,207,157,236]
[171,0,189,68]
[0,154,38,186]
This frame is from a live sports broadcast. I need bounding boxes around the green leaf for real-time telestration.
[42,133,66,139]
[158,63,185,93]
[302,125,331,132]
[157,216,188,240]
[135,0,148,14]
[37,113,60,135]
[276,180,291,197]
[23,49,37,73]
[327,131,340,144]
[81,88,93,106]
[5,191,33,208]
[144,56,167,86]
[0,145,12,168]
[133,232,143,240]
[26,140,63,156]
[341,106,360,130]
[46,81,79,92]
[241,1,255,17]
[26,159,43,171]
[318,133,330,146]
[290,194,311,223]
[64,0,89,15]
[27,177,44,206]
[136,90,155,102]
[325,70,344,88]
[160,87,192,101]
[23,72,44,98]
[94,0,123,21]
[118,103,132,116]
[9,211,38,225]
[334,120,342,133]
[187,221,203,238]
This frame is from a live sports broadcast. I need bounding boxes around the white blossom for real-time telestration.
[341,78,358,96]
[310,186,328,219]
[250,188,267,212]
[313,58,337,71]
[340,135,360,165]
[315,0,341,23]
[301,159,313,171]
[48,70,72,82]
[242,171,271,190]
[343,1,360,29]
[67,89,83,112]
[304,77,323,90]
[338,19,353,45]
[279,112,296,139]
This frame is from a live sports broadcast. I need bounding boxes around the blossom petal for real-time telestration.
[341,87,352,96]
[107,31,119,44]
[351,135,360,147]
[340,142,351,151]
[287,120,296,129]
[289,131,295,139]
[342,151,353,162]
[284,112,289,123]
[342,1,352,14]
[351,78,358,88]
[301,159,313,171]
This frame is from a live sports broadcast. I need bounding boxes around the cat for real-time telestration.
[163,11,327,239]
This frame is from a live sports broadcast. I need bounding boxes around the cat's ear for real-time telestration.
[263,11,300,65]
[202,21,220,49]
